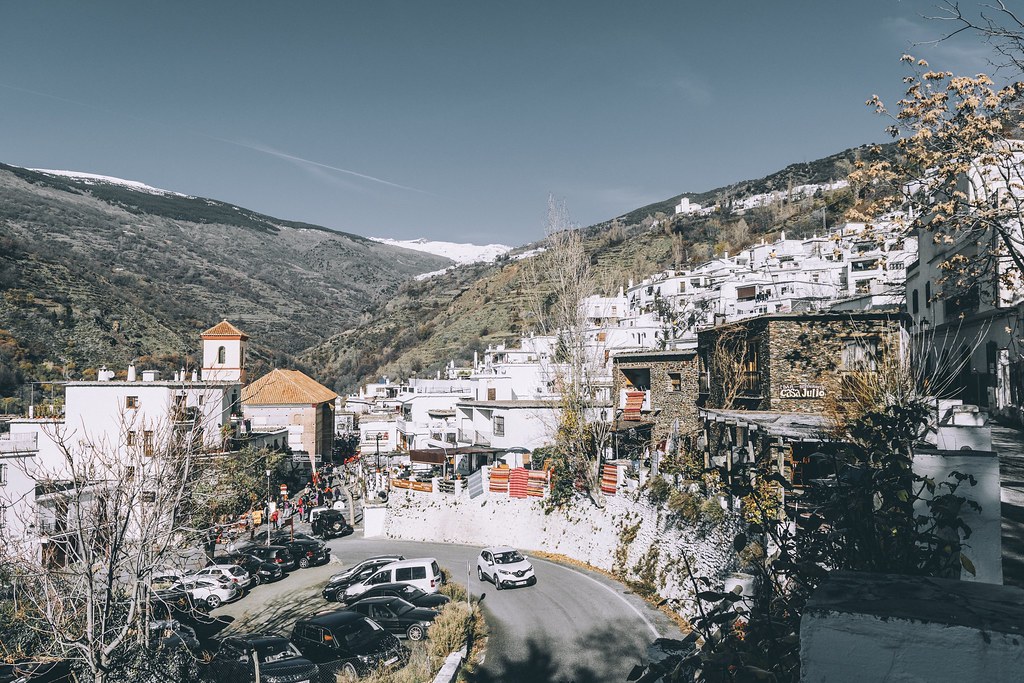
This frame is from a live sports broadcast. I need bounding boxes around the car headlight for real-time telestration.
[357,653,374,664]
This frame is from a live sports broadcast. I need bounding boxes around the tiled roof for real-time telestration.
[201,320,249,339]
[242,369,338,406]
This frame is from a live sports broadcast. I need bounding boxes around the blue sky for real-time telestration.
[0,1,999,244]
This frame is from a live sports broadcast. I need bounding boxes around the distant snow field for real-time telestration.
[372,237,514,279]
[30,169,191,198]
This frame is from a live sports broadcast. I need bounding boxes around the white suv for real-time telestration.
[476,546,536,590]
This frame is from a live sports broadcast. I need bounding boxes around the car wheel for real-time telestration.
[477,567,484,581]
[338,661,358,682]
[250,575,261,587]
[206,595,221,609]
[407,624,425,641]
[298,556,310,569]
[494,577,502,590]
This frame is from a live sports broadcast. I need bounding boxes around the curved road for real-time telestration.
[213,533,682,683]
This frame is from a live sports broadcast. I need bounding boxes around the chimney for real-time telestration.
[191,370,198,381]
[142,370,160,382]
[98,366,115,381]
[127,363,137,382]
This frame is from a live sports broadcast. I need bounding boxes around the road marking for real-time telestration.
[532,557,661,639]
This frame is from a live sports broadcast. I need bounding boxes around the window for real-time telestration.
[125,396,139,409]
[841,338,879,372]
[912,289,919,315]
[0,505,6,529]
[143,431,154,456]
[395,566,426,581]
[740,345,760,394]
[126,432,136,447]
[669,372,682,392]
[0,464,6,486]
[736,285,756,302]
[487,387,496,401]
[493,415,505,437]
[925,281,931,308]
[217,346,226,364]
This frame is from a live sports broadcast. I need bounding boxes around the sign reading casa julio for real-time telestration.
[779,384,826,399]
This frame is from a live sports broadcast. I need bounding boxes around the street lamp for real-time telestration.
[266,469,271,547]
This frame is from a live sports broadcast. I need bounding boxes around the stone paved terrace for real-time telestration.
[995,423,1024,587]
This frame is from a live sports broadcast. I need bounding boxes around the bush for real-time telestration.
[667,489,701,524]
[700,496,725,525]
[646,476,672,505]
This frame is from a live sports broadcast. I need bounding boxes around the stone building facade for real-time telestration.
[612,349,700,446]
[696,312,904,414]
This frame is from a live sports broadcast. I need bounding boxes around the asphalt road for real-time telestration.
[211,534,682,683]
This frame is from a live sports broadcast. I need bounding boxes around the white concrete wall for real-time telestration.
[913,449,1002,584]
[384,487,740,611]
[802,571,1024,682]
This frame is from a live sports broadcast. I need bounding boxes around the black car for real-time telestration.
[322,556,405,602]
[291,610,408,678]
[347,596,438,641]
[149,619,203,657]
[0,660,73,683]
[203,634,319,683]
[341,582,450,610]
[311,509,353,539]
[209,553,285,585]
[271,538,330,569]
[243,545,298,572]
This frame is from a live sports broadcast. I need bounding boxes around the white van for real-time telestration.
[343,558,443,599]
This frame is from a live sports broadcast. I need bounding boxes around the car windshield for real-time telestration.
[494,551,525,564]
[255,640,301,664]
[391,600,415,616]
[342,617,384,648]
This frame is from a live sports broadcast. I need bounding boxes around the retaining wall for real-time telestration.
[383,486,742,611]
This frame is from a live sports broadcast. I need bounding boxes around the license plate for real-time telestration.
[385,656,399,666]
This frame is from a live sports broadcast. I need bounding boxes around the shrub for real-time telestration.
[667,489,701,524]
[700,496,725,525]
[645,476,672,505]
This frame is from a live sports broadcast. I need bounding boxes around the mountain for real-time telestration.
[369,237,512,266]
[302,144,880,393]
[0,163,451,392]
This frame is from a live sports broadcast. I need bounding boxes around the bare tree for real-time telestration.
[1,410,208,683]
[524,195,611,501]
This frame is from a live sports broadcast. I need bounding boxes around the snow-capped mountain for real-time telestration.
[30,169,191,197]
[370,237,512,265]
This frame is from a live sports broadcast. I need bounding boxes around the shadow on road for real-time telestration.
[467,620,649,683]
[1002,500,1024,588]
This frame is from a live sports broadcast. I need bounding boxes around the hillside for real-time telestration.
[0,164,451,393]
[303,145,873,392]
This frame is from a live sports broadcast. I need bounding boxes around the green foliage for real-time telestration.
[645,476,672,505]
[191,447,288,529]
[679,400,980,681]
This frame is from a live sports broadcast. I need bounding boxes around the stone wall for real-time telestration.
[697,312,901,413]
[613,351,701,440]
[383,484,741,612]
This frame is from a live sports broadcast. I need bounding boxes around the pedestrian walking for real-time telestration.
[271,508,279,530]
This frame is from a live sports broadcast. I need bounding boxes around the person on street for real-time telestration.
[271,508,279,530]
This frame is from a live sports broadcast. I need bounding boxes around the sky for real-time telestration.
[0,1,1002,245]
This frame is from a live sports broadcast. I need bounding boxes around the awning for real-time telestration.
[623,391,646,421]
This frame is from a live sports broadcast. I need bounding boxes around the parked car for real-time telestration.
[311,509,353,539]
[476,546,536,589]
[150,571,186,591]
[0,659,74,683]
[343,558,443,600]
[151,587,209,622]
[270,531,320,544]
[149,619,203,657]
[290,611,407,679]
[208,553,284,585]
[244,545,298,572]
[347,596,438,641]
[272,538,330,569]
[190,564,254,590]
[203,634,319,683]
[323,556,405,602]
[172,576,240,609]
[340,582,450,610]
